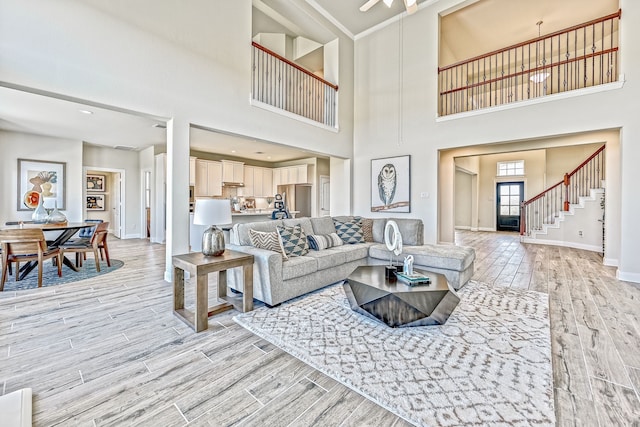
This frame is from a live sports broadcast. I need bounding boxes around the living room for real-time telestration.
[1,0,639,425]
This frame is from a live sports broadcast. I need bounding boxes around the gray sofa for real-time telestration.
[226,216,475,306]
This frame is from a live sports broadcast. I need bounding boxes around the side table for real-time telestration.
[173,250,254,332]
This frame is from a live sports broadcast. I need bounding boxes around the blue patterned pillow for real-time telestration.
[277,224,309,257]
[307,233,344,251]
[333,219,364,244]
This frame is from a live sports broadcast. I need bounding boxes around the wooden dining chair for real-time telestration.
[61,222,110,272]
[0,229,62,291]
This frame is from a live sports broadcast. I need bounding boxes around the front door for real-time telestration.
[496,182,524,232]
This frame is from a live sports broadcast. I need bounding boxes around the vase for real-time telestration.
[31,194,48,223]
[47,200,67,224]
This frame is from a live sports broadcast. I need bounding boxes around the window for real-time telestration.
[497,160,524,176]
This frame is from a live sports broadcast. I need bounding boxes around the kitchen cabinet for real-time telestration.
[239,166,273,197]
[222,160,244,183]
[189,156,196,186]
[195,160,222,197]
[273,164,308,186]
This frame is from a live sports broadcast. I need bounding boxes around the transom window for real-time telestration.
[497,160,524,176]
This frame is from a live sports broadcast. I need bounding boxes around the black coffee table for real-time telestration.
[344,265,460,327]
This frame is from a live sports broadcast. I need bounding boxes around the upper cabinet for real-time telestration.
[194,159,222,197]
[221,160,244,183]
[189,156,196,186]
[239,166,274,197]
[274,164,308,186]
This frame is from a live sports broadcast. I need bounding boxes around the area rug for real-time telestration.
[234,281,555,427]
[1,259,124,291]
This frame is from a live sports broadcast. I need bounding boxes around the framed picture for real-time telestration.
[371,155,410,213]
[86,194,106,211]
[86,174,106,192]
[17,159,66,211]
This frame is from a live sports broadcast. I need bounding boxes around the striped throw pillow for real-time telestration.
[307,233,344,251]
[249,229,287,259]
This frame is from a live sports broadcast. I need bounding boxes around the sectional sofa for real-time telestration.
[226,216,475,307]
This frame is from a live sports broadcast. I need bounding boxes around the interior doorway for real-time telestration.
[84,167,125,239]
[496,182,524,232]
[319,175,330,216]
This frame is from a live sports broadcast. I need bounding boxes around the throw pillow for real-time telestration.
[333,219,365,244]
[359,218,374,242]
[307,233,344,251]
[277,224,309,257]
[249,229,287,259]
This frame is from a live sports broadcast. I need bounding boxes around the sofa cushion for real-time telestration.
[310,217,337,235]
[234,220,283,246]
[305,248,347,270]
[307,233,343,251]
[369,243,475,271]
[277,224,310,257]
[372,218,424,246]
[282,256,317,280]
[332,243,371,263]
[283,218,314,238]
[249,229,287,259]
[333,219,365,244]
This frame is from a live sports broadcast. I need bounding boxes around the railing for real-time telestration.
[251,42,338,127]
[439,10,621,116]
[520,145,605,236]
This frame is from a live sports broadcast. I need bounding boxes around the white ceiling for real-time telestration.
[1,0,619,162]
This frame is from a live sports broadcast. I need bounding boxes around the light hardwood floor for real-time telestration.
[0,231,638,426]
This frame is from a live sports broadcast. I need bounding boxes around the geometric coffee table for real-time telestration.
[344,265,460,327]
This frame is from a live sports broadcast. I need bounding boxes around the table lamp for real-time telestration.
[193,199,232,256]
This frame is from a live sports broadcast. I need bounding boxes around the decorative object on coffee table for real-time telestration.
[344,265,460,327]
[383,220,403,277]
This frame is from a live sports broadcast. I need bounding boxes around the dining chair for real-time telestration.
[0,229,62,291]
[61,222,110,272]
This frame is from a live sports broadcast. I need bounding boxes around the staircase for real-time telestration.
[520,145,605,253]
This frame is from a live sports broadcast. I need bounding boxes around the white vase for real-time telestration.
[31,194,48,223]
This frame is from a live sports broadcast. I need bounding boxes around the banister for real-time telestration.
[252,42,338,91]
[439,48,619,97]
[523,180,564,206]
[567,144,606,178]
[438,9,621,72]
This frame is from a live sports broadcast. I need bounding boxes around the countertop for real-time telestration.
[232,210,272,216]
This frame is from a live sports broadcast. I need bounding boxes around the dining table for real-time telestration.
[1,222,95,280]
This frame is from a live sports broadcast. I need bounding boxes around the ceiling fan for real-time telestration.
[360,0,418,15]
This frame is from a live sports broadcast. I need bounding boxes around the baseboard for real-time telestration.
[617,270,640,283]
[164,270,172,283]
[123,233,142,239]
[603,257,619,267]
[454,226,471,230]
[470,227,479,232]
[478,227,496,232]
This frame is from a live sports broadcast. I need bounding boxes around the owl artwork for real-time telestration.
[378,163,397,206]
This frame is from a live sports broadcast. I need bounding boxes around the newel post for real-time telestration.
[563,173,570,211]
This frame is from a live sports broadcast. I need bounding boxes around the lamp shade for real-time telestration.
[193,199,232,226]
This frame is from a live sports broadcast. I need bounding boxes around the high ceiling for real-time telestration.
[0,0,619,161]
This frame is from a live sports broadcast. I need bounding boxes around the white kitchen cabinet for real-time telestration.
[294,164,308,183]
[189,156,196,186]
[261,167,273,197]
[241,166,255,196]
[273,165,308,186]
[222,160,244,183]
[195,159,222,197]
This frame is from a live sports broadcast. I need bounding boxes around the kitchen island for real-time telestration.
[189,211,273,252]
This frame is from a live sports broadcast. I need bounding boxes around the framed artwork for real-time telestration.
[86,194,106,211]
[86,174,106,192]
[17,159,66,211]
[371,155,410,213]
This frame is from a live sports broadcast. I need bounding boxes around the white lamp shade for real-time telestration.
[193,199,232,226]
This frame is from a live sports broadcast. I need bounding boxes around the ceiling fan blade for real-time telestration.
[403,0,418,14]
[360,0,381,12]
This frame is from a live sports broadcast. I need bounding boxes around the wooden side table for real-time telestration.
[172,250,254,332]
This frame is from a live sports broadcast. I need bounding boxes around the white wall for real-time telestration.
[353,0,638,281]
[83,145,141,238]
[0,130,84,224]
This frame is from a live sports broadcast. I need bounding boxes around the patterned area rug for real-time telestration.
[235,281,555,427]
[1,259,124,291]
